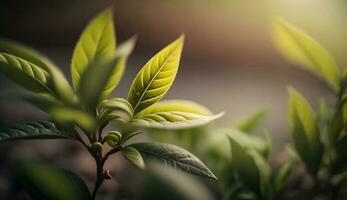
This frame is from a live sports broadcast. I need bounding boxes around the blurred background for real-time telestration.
[0,0,346,199]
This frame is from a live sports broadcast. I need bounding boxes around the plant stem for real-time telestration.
[91,146,123,200]
[91,155,104,200]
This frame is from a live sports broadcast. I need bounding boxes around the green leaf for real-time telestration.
[0,92,63,114]
[128,35,184,114]
[232,109,268,134]
[50,107,96,133]
[135,100,212,118]
[122,146,145,170]
[131,111,223,130]
[272,17,340,91]
[0,38,75,103]
[0,53,53,94]
[274,162,294,193]
[14,160,91,200]
[227,135,272,199]
[98,98,134,125]
[225,128,268,158]
[129,142,217,179]
[100,37,136,99]
[78,57,120,109]
[0,38,56,72]
[0,121,72,142]
[144,162,214,200]
[288,87,322,174]
[329,97,347,143]
[71,8,116,90]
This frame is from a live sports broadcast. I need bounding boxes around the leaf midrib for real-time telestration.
[132,46,179,112]
[135,144,214,178]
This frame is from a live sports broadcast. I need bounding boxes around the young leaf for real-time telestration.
[274,162,294,193]
[223,128,268,157]
[129,142,217,179]
[144,162,214,200]
[135,100,212,118]
[232,109,268,134]
[0,38,75,103]
[288,87,322,174]
[228,135,260,191]
[131,112,223,130]
[0,121,72,142]
[227,135,272,199]
[14,160,91,200]
[128,36,184,114]
[0,53,54,95]
[78,57,120,109]
[122,146,145,170]
[98,98,134,125]
[272,18,340,91]
[71,8,116,90]
[100,37,136,99]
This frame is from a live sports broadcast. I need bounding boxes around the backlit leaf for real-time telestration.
[128,36,184,114]
[135,100,211,118]
[71,9,115,90]
[131,111,223,130]
[0,53,54,94]
[0,121,72,142]
[272,18,340,91]
[0,38,75,103]
[130,142,217,179]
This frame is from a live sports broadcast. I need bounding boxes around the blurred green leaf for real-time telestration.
[100,37,136,99]
[71,8,116,90]
[225,128,268,158]
[274,162,294,194]
[0,121,72,142]
[227,134,272,199]
[0,38,75,103]
[232,109,268,134]
[50,107,96,133]
[14,160,91,200]
[329,97,347,143]
[128,35,184,114]
[272,17,340,91]
[0,92,63,114]
[331,136,347,174]
[131,111,223,130]
[288,87,322,174]
[144,162,213,200]
[0,53,54,94]
[130,142,217,179]
[122,146,145,170]
[98,98,134,126]
[78,57,120,109]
